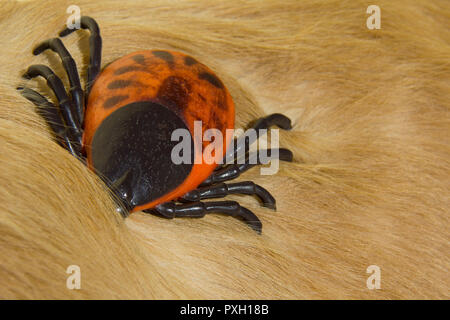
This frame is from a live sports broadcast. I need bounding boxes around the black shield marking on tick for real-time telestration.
[91,101,194,209]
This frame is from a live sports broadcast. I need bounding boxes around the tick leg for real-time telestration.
[23,65,82,150]
[59,16,102,95]
[181,181,276,209]
[17,87,80,157]
[223,113,292,164]
[148,201,262,233]
[33,38,84,126]
[202,148,293,186]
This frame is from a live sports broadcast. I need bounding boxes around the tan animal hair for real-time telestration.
[1,0,449,299]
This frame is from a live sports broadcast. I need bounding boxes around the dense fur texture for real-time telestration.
[1,0,448,299]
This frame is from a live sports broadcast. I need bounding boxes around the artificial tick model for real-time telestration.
[18,16,293,233]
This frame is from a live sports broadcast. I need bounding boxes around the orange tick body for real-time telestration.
[84,50,235,211]
[19,16,293,233]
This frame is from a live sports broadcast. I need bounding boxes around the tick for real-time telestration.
[18,16,293,233]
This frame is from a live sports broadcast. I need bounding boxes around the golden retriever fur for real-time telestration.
[1,0,448,299]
